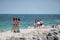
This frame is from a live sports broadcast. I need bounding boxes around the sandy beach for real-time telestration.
[0,25,60,40]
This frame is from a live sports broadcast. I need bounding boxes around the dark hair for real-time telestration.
[34,20,36,23]
[15,18,17,20]
[13,18,15,21]
[18,18,20,21]
[37,20,39,21]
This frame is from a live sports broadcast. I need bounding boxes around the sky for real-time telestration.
[0,0,60,14]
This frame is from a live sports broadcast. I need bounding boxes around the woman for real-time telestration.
[12,18,17,32]
[34,20,37,28]
[37,20,40,27]
[17,18,20,32]
[40,19,43,27]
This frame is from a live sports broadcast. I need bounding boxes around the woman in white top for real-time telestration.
[37,20,40,27]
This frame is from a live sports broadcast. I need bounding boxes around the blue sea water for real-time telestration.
[0,14,60,30]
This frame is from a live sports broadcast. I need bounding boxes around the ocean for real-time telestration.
[0,14,60,30]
